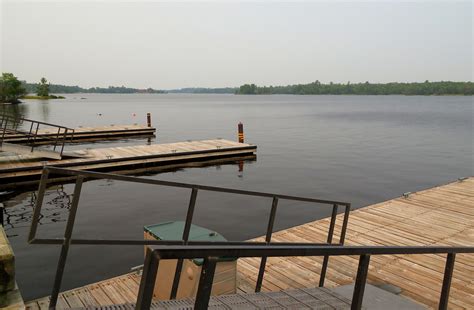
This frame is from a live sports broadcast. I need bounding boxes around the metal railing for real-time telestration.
[28,167,351,309]
[0,113,74,157]
[138,244,474,310]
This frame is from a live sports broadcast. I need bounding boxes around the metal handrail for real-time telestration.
[1,113,73,130]
[38,166,350,206]
[138,244,474,310]
[0,114,74,157]
[28,167,351,309]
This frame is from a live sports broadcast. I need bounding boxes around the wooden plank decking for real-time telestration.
[239,177,474,309]
[0,142,62,160]
[3,124,156,144]
[0,139,257,190]
[25,178,474,309]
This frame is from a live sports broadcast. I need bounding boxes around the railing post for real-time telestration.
[439,253,456,310]
[28,169,50,242]
[49,176,84,309]
[136,248,160,310]
[31,122,40,152]
[255,196,278,292]
[351,254,371,310]
[339,204,351,244]
[60,129,68,156]
[54,127,61,151]
[27,121,34,143]
[1,117,8,147]
[194,257,218,310]
[319,204,338,287]
[170,188,198,299]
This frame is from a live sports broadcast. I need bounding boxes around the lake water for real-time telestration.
[0,94,472,301]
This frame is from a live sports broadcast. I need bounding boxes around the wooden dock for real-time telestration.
[0,139,257,190]
[24,177,473,309]
[3,124,156,144]
[239,177,474,309]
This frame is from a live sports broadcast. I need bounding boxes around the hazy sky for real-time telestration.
[1,1,472,89]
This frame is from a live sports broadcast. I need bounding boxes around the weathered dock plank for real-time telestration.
[24,178,474,309]
[0,139,256,190]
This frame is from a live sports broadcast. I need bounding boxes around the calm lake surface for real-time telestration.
[0,94,472,300]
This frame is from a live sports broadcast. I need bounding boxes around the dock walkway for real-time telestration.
[25,178,474,309]
[240,177,474,309]
[0,139,256,190]
[3,124,156,144]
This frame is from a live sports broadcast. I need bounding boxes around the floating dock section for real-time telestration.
[25,177,474,309]
[3,124,156,144]
[0,139,257,190]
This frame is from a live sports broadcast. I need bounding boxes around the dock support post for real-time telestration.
[238,122,244,143]
[147,113,152,128]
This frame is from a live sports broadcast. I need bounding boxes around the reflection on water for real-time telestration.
[0,102,28,119]
[1,100,51,122]
[40,102,50,122]
[2,185,72,238]
[238,160,244,178]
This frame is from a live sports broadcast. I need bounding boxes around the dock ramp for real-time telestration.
[0,114,74,159]
[0,142,62,160]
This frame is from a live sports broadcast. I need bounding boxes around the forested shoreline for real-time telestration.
[2,72,472,104]
[236,81,473,95]
[22,83,165,94]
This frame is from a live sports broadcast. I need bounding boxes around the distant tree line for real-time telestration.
[167,87,237,94]
[1,72,167,103]
[3,71,472,104]
[22,83,165,94]
[236,81,473,95]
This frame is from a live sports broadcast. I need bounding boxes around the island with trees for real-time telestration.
[22,77,66,100]
[236,81,473,96]
[0,73,66,103]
